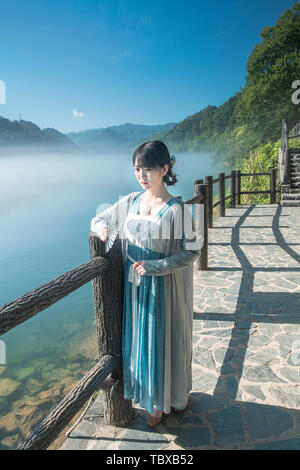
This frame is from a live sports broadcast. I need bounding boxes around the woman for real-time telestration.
[90,140,203,428]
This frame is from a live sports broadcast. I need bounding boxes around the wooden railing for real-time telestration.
[204,168,278,229]
[0,172,278,450]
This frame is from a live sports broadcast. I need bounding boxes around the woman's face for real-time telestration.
[134,161,169,190]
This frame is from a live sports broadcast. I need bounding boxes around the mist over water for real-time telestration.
[0,149,225,449]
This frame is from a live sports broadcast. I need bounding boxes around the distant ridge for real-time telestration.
[0,116,78,151]
[42,127,78,149]
[66,122,177,153]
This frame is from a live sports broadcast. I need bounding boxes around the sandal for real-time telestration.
[146,412,164,428]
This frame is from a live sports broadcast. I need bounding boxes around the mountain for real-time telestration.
[67,127,130,149]
[108,122,177,142]
[0,117,78,151]
[42,127,78,149]
[0,117,177,154]
[0,117,52,145]
[148,96,239,153]
[66,122,177,153]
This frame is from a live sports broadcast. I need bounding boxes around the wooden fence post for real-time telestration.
[270,168,276,204]
[230,170,236,208]
[282,119,290,185]
[89,233,132,426]
[219,172,225,216]
[194,181,208,270]
[282,119,289,149]
[205,175,213,228]
[285,150,290,186]
[236,170,241,205]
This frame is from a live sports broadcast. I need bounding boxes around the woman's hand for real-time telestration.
[133,260,146,275]
[99,227,109,242]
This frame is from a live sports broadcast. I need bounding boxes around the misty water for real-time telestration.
[0,150,226,449]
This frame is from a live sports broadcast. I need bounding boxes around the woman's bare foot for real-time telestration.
[146,406,164,428]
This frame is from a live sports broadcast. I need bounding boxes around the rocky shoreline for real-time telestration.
[0,330,98,450]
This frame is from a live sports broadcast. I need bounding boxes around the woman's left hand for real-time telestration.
[133,260,146,275]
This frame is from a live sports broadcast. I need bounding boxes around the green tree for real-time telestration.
[234,2,300,142]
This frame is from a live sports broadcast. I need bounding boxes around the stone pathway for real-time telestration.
[60,204,300,450]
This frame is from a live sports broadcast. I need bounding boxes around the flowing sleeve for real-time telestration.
[90,192,135,237]
[142,202,204,276]
[91,203,116,236]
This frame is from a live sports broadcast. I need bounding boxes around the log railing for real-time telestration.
[18,355,119,450]
[204,167,279,229]
[0,257,109,336]
[0,172,278,450]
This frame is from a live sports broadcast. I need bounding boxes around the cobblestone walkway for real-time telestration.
[61,204,300,450]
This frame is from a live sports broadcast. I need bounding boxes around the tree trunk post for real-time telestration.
[282,119,289,150]
[282,119,290,185]
[270,167,276,204]
[230,170,236,208]
[285,149,291,186]
[236,170,241,205]
[219,172,225,216]
[205,175,213,228]
[88,233,132,426]
[194,181,208,270]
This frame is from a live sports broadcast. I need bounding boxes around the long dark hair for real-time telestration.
[132,140,177,186]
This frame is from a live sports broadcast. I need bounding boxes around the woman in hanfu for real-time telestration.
[90,140,203,428]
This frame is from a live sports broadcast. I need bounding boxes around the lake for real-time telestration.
[0,149,227,449]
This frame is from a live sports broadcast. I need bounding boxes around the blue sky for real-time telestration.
[0,0,296,133]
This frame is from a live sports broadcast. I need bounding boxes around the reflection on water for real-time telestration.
[0,150,225,449]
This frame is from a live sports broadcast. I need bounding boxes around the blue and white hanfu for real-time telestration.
[90,191,203,415]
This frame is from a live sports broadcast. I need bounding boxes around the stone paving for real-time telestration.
[61,203,300,450]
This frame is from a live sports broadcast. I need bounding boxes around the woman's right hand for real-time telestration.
[100,227,109,242]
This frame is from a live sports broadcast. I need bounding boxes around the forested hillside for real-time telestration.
[152,2,300,168]
[0,116,77,150]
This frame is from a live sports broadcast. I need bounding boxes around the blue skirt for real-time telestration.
[122,242,165,414]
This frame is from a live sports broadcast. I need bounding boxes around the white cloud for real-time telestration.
[72,109,85,118]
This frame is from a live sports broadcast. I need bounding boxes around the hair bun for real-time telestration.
[164,155,177,186]
[170,155,176,167]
